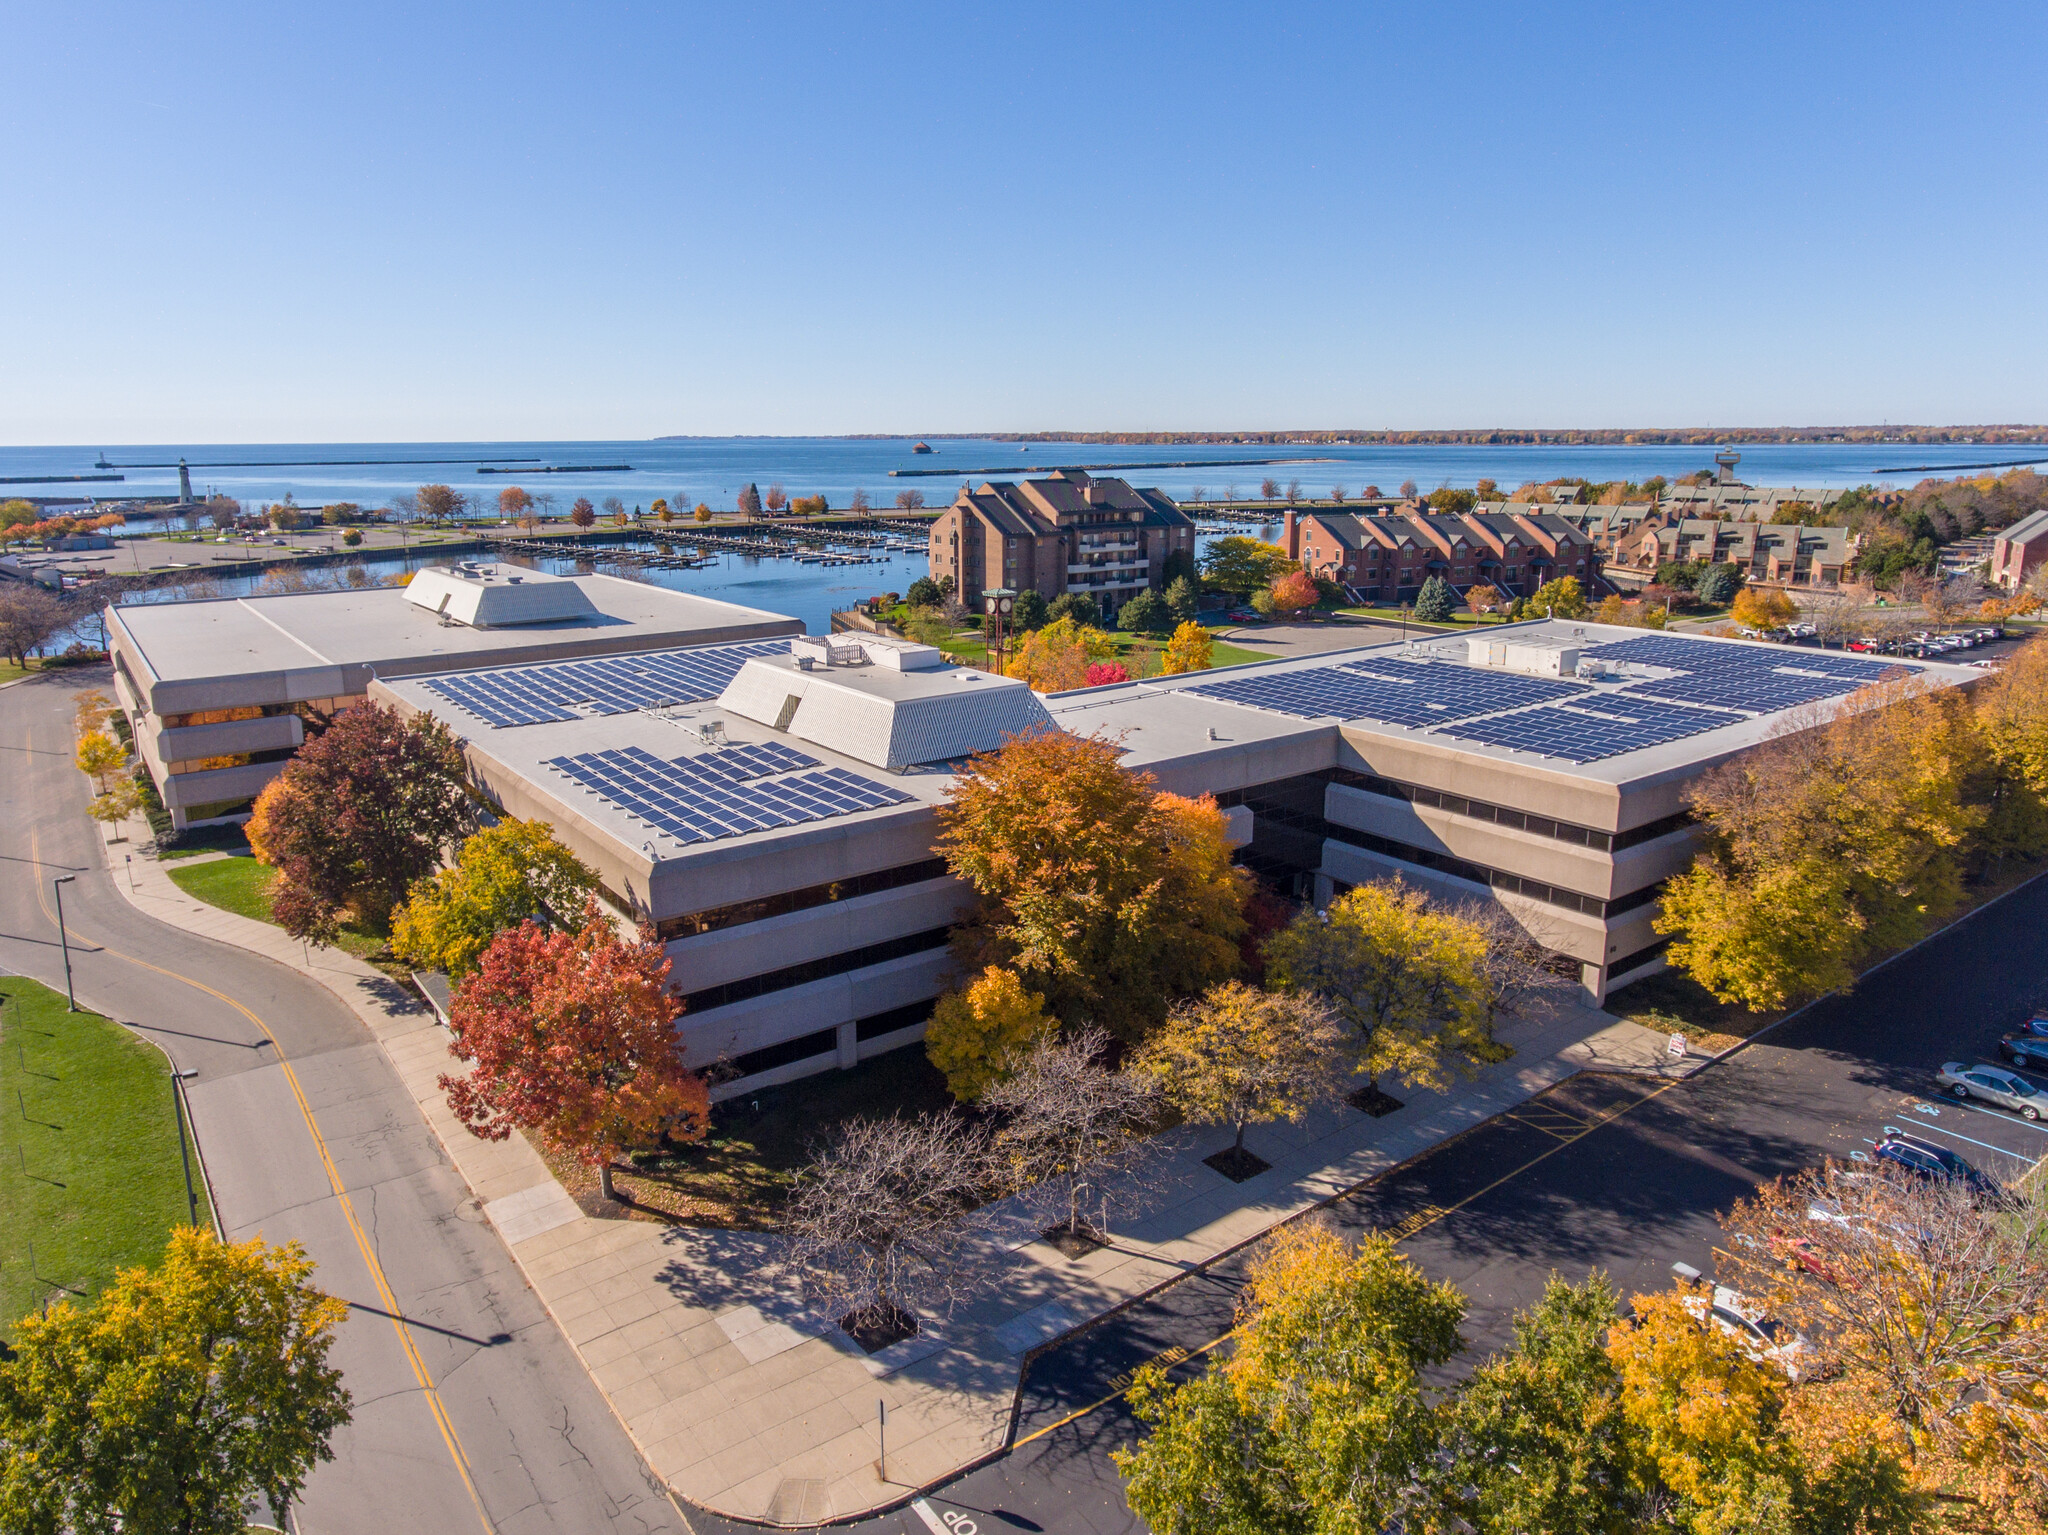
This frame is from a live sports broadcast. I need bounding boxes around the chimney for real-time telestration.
[1283,507,1301,560]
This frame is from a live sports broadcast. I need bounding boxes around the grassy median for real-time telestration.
[166,855,404,973]
[0,978,208,1333]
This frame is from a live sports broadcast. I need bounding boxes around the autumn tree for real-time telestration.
[1159,620,1213,675]
[984,1027,1163,1243]
[1260,477,1280,499]
[693,502,712,522]
[1268,568,1319,614]
[441,903,707,1200]
[783,1112,987,1334]
[74,728,126,791]
[250,701,472,943]
[88,779,143,833]
[923,965,1054,1101]
[937,730,1247,1040]
[763,483,788,512]
[1657,677,1984,1009]
[392,818,599,978]
[736,482,763,516]
[1717,1161,2047,1513]
[1265,878,1492,1099]
[650,497,670,521]
[0,582,67,666]
[568,497,596,528]
[1115,1222,1465,1535]
[1529,574,1588,617]
[1439,1274,1646,1535]
[496,485,533,522]
[1734,586,1800,630]
[1466,581,1504,614]
[0,1227,351,1535]
[1973,635,2048,854]
[1002,614,1116,692]
[893,488,925,511]
[1608,1283,1928,1535]
[1137,982,1342,1165]
[414,483,461,524]
[1199,536,1293,595]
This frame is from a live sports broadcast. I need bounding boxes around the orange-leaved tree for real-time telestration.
[1269,569,1320,614]
[441,903,707,1200]
[936,729,1247,1041]
[496,485,533,521]
[569,497,596,528]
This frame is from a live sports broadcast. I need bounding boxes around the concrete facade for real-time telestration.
[106,566,800,827]
[371,619,1978,1101]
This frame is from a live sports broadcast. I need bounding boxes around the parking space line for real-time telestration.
[1901,1093,2048,1139]
[1880,1121,2040,1166]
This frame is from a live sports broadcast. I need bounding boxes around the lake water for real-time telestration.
[10,436,2045,528]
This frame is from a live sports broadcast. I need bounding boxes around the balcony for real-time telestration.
[1067,557,1148,574]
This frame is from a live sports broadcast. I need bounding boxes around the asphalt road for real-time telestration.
[1,668,683,1535]
[739,866,2048,1535]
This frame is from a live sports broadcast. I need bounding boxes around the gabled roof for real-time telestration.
[1998,508,2048,546]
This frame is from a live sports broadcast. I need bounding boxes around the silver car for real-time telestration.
[1937,1062,2043,1120]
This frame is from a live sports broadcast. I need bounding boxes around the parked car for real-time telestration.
[1679,1283,1818,1379]
[1871,1132,2003,1197]
[2016,1011,2048,1039]
[1937,1061,2043,1120]
[1223,608,1261,623]
[2001,1032,2048,1070]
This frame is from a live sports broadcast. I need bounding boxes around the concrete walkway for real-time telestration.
[103,815,1701,1526]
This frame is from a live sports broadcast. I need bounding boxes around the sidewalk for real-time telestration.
[102,820,1702,1526]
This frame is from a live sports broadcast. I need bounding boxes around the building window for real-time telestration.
[655,858,953,940]
[678,926,952,1015]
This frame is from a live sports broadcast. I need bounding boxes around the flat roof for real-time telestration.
[1044,620,1981,787]
[110,571,801,709]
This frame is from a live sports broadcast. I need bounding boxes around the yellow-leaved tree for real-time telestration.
[392,818,599,977]
[74,728,126,792]
[0,1227,352,1534]
[1137,981,1342,1161]
[1732,587,1799,630]
[1264,878,1492,1099]
[1158,620,1213,675]
[923,965,1055,1101]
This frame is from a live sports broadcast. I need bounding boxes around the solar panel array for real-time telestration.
[1184,659,1585,728]
[1434,696,1746,763]
[1585,633,1916,715]
[421,639,792,729]
[543,744,911,845]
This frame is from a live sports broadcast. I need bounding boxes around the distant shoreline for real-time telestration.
[655,427,2048,448]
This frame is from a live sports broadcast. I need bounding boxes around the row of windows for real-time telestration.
[713,1000,938,1085]
[678,926,953,1015]
[1322,822,1665,919]
[655,858,952,941]
[1329,770,1695,853]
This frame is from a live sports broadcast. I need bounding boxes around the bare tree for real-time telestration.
[1718,1160,2046,1494]
[1330,484,1348,504]
[782,1113,988,1336]
[206,495,242,530]
[1438,897,1582,1024]
[1285,478,1302,502]
[600,495,627,521]
[984,1027,1163,1246]
[1187,484,1206,503]
[893,488,925,511]
[1260,477,1281,499]
[1224,483,1240,503]
[384,491,418,522]
[0,583,69,665]
[849,486,871,514]
[1399,479,1418,499]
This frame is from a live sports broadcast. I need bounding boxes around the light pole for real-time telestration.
[983,588,1016,675]
[52,875,77,1011]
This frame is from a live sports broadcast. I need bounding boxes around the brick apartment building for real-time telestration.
[1605,518,1860,588]
[1991,509,2048,592]
[1289,507,1600,602]
[925,469,1195,615]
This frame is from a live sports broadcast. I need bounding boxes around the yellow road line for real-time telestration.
[1013,1071,1686,1447]
[29,820,496,1534]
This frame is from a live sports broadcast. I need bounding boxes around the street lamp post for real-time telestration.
[52,875,77,1011]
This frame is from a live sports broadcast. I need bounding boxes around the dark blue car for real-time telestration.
[1873,1133,2002,1198]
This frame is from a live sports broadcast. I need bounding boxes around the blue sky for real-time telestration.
[5,1,2043,441]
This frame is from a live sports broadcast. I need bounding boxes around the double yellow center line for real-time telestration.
[29,816,495,1534]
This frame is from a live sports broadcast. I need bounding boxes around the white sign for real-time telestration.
[1668,1033,1687,1058]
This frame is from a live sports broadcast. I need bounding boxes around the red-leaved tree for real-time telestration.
[1085,661,1131,686]
[440,905,708,1200]
[569,498,596,528]
[251,701,471,943]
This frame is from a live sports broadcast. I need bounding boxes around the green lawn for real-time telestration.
[1,979,209,1333]
[167,858,390,965]
[926,625,1271,675]
[1333,606,1502,629]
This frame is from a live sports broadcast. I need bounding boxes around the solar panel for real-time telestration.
[1184,658,1586,728]
[421,638,792,729]
[542,745,911,845]
[1434,696,1746,763]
